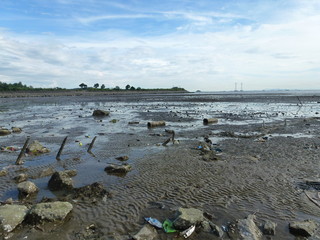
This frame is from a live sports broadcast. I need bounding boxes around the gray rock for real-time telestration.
[26,201,73,224]
[38,167,55,178]
[263,220,276,235]
[201,221,224,237]
[17,181,39,198]
[105,164,132,174]
[173,207,205,230]
[133,224,158,240]
[48,171,74,191]
[14,173,28,183]
[289,219,318,237]
[92,110,110,117]
[64,169,77,177]
[0,205,28,234]
[27,140,50,155]
[0,170,7,177]
[237,215,262,240]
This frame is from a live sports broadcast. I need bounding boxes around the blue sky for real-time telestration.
[0,0,319,91]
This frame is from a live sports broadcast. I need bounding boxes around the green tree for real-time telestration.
[94,83,99,88]
[101,84,105,89]
[125,84,130,90]
[79,83,87,89]
[130,86,136,90]
[114,86,120,91]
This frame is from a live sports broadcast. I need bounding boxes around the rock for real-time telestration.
[17,181,39,198]
[263,220,276,235]
[48,171,74,191]
[14,173,28,183]
[173,207,205,230]
[72,182,111,201]
[92,110,110,117]
[105,164,132,175]
[133,224,158,240]
[26,201,73,224]
[202,151,220,161]
[38,167,55,178]
[115,156,129,161]
[0,205,28,234]
[26,140,50,155]
[0,129,11,136]
[236,215,262,240]
[0,170,8,177]
[201,221,224,237]
[64,169,77,177]
[289,219,318,237]
[11,127,22,133]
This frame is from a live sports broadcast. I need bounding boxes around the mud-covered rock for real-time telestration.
[26,201,73,224]
[48,171,74,191]
[173,207,205,230]
[64,169,77,177]
[201,220,224,237]
[0,170,8,177]
[0,129,11,136]
[11,127,22,133]
[14,173,28,183]
[17,181,39,198]
[0,205,28,234]
[92,110,110,117]
[289,219,318,237]
[38,167,55,178]
[26,140,50,155]
[263,220,276,235]
[72,182,111,201]
[115,156,129,161]
[133,224,158,240]
[105,164,132,175]
[202,151,220,161]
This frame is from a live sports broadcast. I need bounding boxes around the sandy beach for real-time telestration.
[1,91,320,239]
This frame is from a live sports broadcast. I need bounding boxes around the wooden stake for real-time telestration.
[56,136,68,160]
[15,137,30,165]
[87,136,97,153]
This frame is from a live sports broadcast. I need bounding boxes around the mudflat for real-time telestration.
[1,91,320,239]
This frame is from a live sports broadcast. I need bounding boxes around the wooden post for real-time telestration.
[87,136,97,153]
[15,137,30,165]
[56,136,68,160]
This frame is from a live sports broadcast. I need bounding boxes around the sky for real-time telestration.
[0,0,320,91]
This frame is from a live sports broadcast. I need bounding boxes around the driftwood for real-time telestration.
[15,137,30,165]
[56,136,68,160]
[203,118,218,125]
[162,138,171,146]
[148,121,166,128]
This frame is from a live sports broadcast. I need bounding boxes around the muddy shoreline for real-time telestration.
[1,92,320,239]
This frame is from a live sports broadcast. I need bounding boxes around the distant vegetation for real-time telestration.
[0,81,186,92]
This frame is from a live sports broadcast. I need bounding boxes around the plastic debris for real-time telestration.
[180,225,195,238]
[162,219,177,233]
[1,146,21,152]
[144,217,163,229]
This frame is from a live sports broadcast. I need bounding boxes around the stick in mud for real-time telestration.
[56,136,68,161]
[87,136,97,153]
[162,137,171,146]
[15,137,30,165]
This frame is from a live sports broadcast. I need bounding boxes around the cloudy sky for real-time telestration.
[0,0,319,91]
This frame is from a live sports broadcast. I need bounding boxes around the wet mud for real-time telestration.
[1,91,320,239]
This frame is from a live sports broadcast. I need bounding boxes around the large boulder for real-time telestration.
[92,110,110,117]
[0,205,28,234]
[289,219,318,237]
[26,201,73,224]
[237,215,262,240]
[173,207,205,230]
[133,224,158,240]
[17,181,39,198]
[48,171,74,191]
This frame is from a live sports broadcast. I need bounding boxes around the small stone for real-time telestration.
[263,220,276,235]
[48,171,74,191]
[133,224,158,240]
[11,127,22,133]
[0,129,11,136]
[115,156,129,161]
[17,181,39,198]
[64,169,77,177]
[14,173,28,183]
[92,110,110,117]
[38,167,55,178]
[289,219,318,237]
[0,170,8,177]
[26,140,50,155]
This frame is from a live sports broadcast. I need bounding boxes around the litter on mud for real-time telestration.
[162,219,177,233]
[144,217,163,229]
[1,146,21,152]
[180,225,196,238]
